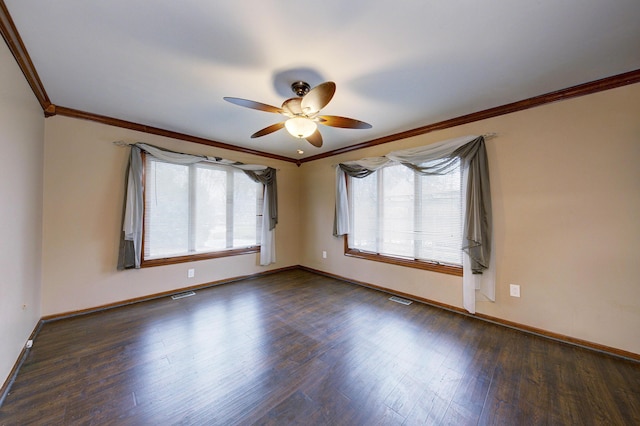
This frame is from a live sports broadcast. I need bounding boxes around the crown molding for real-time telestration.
[299,69,640,163]
[49,69,640,166]
[53,105,299,164]
[0,0,51,112]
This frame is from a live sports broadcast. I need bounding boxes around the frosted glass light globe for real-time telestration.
[285,117,317,139]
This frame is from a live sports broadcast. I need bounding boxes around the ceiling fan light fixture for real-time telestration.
[285,117,317,139]
[224,80,369,148]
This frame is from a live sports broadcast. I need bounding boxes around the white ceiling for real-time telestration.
[5,0,640,160]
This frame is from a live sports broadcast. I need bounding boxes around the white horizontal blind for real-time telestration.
[145,160,189,258]
[144,157,262,260]
[348,161,463,266]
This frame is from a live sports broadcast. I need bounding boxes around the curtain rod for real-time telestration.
[112,141,280,170]
[330,133,498,167]
[483,132,498,140]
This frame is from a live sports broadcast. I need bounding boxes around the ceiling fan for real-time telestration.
[223,81,371,148]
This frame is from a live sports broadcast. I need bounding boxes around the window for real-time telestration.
[347,160,463,275]
[142,155,263,265]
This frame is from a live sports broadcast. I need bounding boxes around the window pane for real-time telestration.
[349,174,378,252]
[145,160,189,258]
[380,166,414,258]
[417,160,462,265]
[233,171,259,247]
[194,166,227,251]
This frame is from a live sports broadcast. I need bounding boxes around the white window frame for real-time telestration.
[345,163,463,276]
[141,154,263,267]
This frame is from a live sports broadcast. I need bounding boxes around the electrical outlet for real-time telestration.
[322,251,327,259]
[188,269,195,278]
[510,284,521,298]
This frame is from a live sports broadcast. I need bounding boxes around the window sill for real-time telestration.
[344,247,462,277]
[141,246,260,268]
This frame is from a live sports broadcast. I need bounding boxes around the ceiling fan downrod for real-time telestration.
[291,81,311,97]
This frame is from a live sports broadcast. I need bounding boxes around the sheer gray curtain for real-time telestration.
[243,167,278,265]
[117,143,278,269]
[117,146,143,269]
[334,135,494,313]
[243,167,277,230]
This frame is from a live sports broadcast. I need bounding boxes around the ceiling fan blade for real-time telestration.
[251,122,285,138]
[301,81,336,115]
[223,97,283,114]
[318,115,372,129]
[306,129,323,147]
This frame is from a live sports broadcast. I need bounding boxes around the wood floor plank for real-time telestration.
[1,268,639,425]
[253,390,326,425]
[477,330,529,425]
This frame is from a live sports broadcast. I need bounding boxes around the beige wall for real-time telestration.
[0,41,44,386]
[300,83,640,355]
[41,116,301,316]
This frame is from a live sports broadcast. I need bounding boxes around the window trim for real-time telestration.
[141,246,260,268]
[344,237,462,276]
[139,152,261,268]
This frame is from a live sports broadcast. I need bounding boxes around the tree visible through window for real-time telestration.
[348,160,462,267]
[143,156,262,261]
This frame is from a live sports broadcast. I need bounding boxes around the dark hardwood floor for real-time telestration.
[1,269,639,425]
